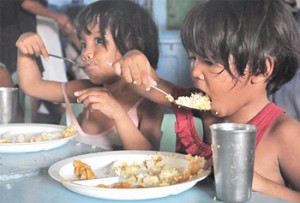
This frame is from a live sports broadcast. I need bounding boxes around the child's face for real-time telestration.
[80,24,122,84]
[190,54,255,118]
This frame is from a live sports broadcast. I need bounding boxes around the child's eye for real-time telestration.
[203,58,215,66]
[95,37,103,44]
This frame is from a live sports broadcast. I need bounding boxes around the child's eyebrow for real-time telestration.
[203,58,212,62]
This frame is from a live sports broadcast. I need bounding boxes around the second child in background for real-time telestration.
[16,0,164,150]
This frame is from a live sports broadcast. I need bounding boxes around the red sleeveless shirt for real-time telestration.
[247,102,285,146]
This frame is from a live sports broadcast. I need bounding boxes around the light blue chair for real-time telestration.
[160,113,203,152]
[60,103,83,126]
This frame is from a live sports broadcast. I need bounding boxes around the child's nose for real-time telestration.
[81,47,94,61]
[190,63,204,80]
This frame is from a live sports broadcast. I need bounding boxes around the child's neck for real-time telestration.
[227,99,270,123]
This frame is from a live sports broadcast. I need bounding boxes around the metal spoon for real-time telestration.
[150,85,210,111]
[150,88,204,111]
[150,85,175,103]
[48,53,87,69]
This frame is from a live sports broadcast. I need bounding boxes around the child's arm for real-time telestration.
[114,102,163,150]
[21,0,70,29]
[16,32,67,102]
[253,171,300,202]
[16,32,91,103]
[253,117,300,202]
[113,49,175,107]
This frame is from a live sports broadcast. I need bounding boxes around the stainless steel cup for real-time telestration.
[210,123,257,203]
[0,87,18,124]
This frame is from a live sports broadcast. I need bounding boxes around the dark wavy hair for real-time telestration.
[74,0,159,69]
[181,0,300,94]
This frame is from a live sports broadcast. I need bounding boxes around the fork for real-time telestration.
[48,53,86,69]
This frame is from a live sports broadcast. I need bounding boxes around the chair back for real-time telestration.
[60,103,83,126]
[160,113,203,152]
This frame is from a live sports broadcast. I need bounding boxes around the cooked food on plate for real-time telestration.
[70,153,206,188]
[74,160,97,180]
[174,92,211,110]
[0,125,77,143]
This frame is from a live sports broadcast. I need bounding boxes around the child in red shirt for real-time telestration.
[112,0,300,201]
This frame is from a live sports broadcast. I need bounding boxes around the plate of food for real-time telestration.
[48,150,211,200]
[0,124,77,153]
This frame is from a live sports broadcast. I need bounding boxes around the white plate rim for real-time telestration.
[0,123,76,153]
[48,150,211,200]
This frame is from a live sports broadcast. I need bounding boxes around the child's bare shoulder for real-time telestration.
[270,114,300,146]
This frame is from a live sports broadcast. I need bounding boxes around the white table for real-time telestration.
[0,140,290,203]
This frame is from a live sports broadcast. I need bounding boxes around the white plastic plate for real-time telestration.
[48,150,211,200]
[0,123,75,153]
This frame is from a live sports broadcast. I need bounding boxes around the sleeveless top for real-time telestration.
[171,86,285,158]
[247,102,285,146]
[61,83,143,150]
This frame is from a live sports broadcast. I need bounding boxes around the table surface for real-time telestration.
[0,140,291,203]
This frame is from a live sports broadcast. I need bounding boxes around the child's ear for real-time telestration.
[251,56,274,84]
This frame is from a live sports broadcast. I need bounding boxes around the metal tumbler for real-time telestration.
[0,87,18,124]
[210,123,257,203]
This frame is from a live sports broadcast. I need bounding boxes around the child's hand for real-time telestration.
[15,32,49,59]
[74,87,124,120]
[113,49,156,91]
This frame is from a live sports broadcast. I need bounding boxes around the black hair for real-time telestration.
[74,0,159,69]
[181,0,300,94]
